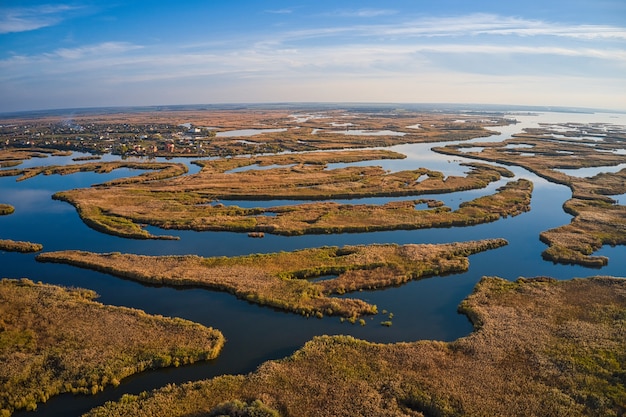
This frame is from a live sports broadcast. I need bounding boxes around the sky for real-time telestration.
[1,0,625,113]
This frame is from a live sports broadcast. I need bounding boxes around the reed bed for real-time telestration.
[0,278,224,416]
[0,239,43,253]
[433,128,626,267]
[52,163,524,239]
[84,275,626,417]
[37,239,508,319]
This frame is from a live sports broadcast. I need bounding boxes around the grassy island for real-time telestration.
[0,239,43,253]
[84,275,626,417]
[53,178,530,238]
[433,123,626,267]
[0,160,188,184]
[0,149,71,168]
[0,204,14,216]
[0,278,224,417]
[51,151,525,239]
[540,198,626,267]
[37,239,508,319]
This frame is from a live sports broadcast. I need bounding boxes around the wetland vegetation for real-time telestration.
[36,239,508,319]
[2,107,625,417]
[433,121,626,267]
[0,239,43,253]
[0,204,15,215]
[0,278,224,417]
[42,150,525,239]
[84,276,626,417]
[52,176,531,238]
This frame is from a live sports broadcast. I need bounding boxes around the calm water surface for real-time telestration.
[3,111,626,417]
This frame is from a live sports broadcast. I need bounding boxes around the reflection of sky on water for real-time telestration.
[328,129,407,136]
[0,187,72,214]
[216,128,287,137]
[556,163,626,178]
[608,192,626,205]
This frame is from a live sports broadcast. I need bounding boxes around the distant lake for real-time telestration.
[4,111,626,417]
[216,128,287,137]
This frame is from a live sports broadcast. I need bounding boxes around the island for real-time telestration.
[37,239,508,320]
[0,278,225,417]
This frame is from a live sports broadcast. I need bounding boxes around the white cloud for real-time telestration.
[1,12,625,112]
[47,42,144,59]
[277,13,626,42]
[265,9,294,15]
[332,9,397,18]
[0,4,82,34]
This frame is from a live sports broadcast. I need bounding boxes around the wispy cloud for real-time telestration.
[46,42,143,59]
[0,4,83,34]
[1,12,625,111]
[332,9,397,18]
[265,9,294,15]
[276,13,626,43]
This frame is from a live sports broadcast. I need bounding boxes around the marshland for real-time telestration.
[1,106,625,417]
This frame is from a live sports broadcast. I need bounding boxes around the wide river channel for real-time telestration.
[2,111,626,417]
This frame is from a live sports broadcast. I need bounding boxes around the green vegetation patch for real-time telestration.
[37,239,507,319]
[84,276,626,417]
[0,278,224,416]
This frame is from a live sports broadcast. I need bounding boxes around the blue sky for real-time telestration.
[1,1,625,112]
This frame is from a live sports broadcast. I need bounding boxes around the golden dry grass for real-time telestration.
[36,239,508,319]
[540,198,626,267]
[84,275,626,417]
[0,204,14,216]
[0,161,187,184]
[0,278,224,417]
[51,157,524,239]
[0,149,70,168]
[433,126,626,266]
[0,239,42,253]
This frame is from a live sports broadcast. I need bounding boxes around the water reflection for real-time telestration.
[556,163,626,178]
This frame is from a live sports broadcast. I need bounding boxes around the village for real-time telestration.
[0,120,217,157]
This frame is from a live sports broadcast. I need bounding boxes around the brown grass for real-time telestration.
[0,161,187,184]
[52,159,523,239]
[0,204,14,216]
[540,198,626,267]
[36,239,508,319]
[433,124,626,266]
[0,239,43,253]
[83,275,626,417]
[0,278,224,417]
